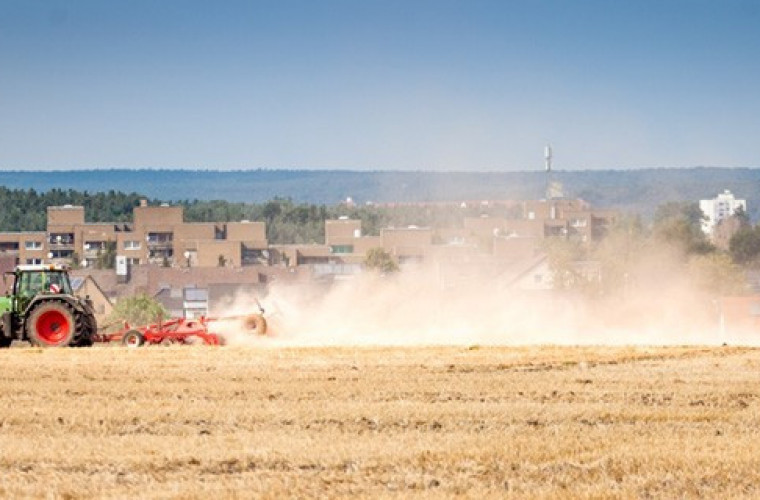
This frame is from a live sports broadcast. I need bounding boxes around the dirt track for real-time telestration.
[0,345,758,498]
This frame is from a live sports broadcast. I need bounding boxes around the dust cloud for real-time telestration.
[211,252,755,347]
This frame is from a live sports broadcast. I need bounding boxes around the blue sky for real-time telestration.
[0,0,758,171]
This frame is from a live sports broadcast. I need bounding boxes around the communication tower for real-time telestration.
[544,143,563,199]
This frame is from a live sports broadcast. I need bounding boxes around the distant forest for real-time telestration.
[0,187,144,232]
[0,167,758,219]
[0,187,521,244]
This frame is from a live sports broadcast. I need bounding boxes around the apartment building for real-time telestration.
[310,200,617,269]
[0,231,47,265]
[0,197,614,277]
[699,189,746,237]
[0,201,268,269]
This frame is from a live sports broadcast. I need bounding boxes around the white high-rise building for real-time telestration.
[699,190,746,236]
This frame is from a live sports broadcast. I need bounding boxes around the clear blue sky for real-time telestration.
[1,0,758,171]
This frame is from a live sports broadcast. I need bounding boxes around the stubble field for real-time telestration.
[0,344,759,499]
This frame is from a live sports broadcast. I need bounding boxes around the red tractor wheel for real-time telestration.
[26,302,76,347]
[121,330,145,348]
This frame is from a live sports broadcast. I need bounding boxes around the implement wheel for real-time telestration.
[122,330,145,348]
[243,314,268,336]
[27,302,76,347]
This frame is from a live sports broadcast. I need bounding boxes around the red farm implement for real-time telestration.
[100,314,268,347]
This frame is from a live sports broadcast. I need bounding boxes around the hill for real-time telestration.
[0,167,758,219]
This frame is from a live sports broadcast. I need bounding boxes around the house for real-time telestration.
[497,255,554,291]
[70,275,113,324]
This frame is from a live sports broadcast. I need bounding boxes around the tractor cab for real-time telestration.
[7,264,74,314]
[14,266,73,295]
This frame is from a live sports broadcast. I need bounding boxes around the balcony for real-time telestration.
[147,232,174,251]
[148,247,174,266]
[49,233,75,249]
[241,246,270,266]
[83,242,108,258]
[147,241,173,250]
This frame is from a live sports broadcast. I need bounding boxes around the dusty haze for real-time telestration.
[212,250,755,347]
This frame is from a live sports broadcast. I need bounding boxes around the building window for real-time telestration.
[570,218,588,228]
[184,287,208,301]
[147,232,173,245]
[124,240,141,250]
[127,258,140,266]
[49,250,74,259]
[49,233,75,245]
[0,242,20,252]
[84,241,107,251]
[330,245,354,254]
[24,241,43,250]
[241,246,268,266]
[26,258,42,265]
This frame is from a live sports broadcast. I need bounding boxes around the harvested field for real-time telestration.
[0,345,759,498]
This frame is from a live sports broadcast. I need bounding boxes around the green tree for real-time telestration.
[653,201,713,255]
[729,225,760,265]
[96,240,117,270]
[69,252,81,270]
[364,248,399,274]
[732,205,750,227]
[105,293,169,330]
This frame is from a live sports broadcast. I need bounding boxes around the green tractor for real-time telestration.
[0,264,98,347]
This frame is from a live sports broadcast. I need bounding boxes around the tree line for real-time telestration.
[0,187,146,231]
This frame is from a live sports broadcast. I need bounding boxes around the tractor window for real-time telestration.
[15,271,73,296]
[47,272,73,294]
[17,272,43,296]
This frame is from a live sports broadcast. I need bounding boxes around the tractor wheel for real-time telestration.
[75,336,94,347]
[243,314,268,336]
[26,302,76,347]
[121,330,145,348]
[73,311,97,346]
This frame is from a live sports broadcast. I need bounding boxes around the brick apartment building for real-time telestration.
[311,198,615,266]
[0,200,268,269]
[0,198,614,270]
